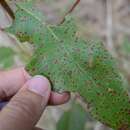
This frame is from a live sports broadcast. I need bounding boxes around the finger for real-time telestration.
[49,92,70,105]
[0,68,70,106]
[0,68,31,99]
[0,92,70,109]
[0,76,51,130]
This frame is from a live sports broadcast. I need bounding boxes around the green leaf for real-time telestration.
[5,1,130,130]
[0,47,15,68]
[56,103,87,130]
[6,1,45,46]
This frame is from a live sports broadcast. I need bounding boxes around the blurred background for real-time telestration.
[0,0,130,130]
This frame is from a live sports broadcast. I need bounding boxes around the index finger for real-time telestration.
[0,68,30,99]
[0,68,70,105]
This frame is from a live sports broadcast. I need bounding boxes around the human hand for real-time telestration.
[0,68,70,130]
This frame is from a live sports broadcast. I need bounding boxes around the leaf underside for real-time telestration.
[5,1,130,130]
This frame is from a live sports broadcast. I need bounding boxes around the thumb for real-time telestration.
[0,76,51,130]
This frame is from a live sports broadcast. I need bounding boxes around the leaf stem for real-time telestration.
[66,0,80,14]
[60,0,80,24]
[0,0,15,19]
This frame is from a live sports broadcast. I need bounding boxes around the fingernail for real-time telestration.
[27,75,51,97]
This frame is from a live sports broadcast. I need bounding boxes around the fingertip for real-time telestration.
[27,75,51,98]
[60,92,70,103]
[49,92,70,105]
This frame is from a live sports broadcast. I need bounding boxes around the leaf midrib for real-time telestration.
[17,3,101,90]
[16,3,59,40]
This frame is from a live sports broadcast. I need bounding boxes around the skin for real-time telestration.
[0,68,70,130]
